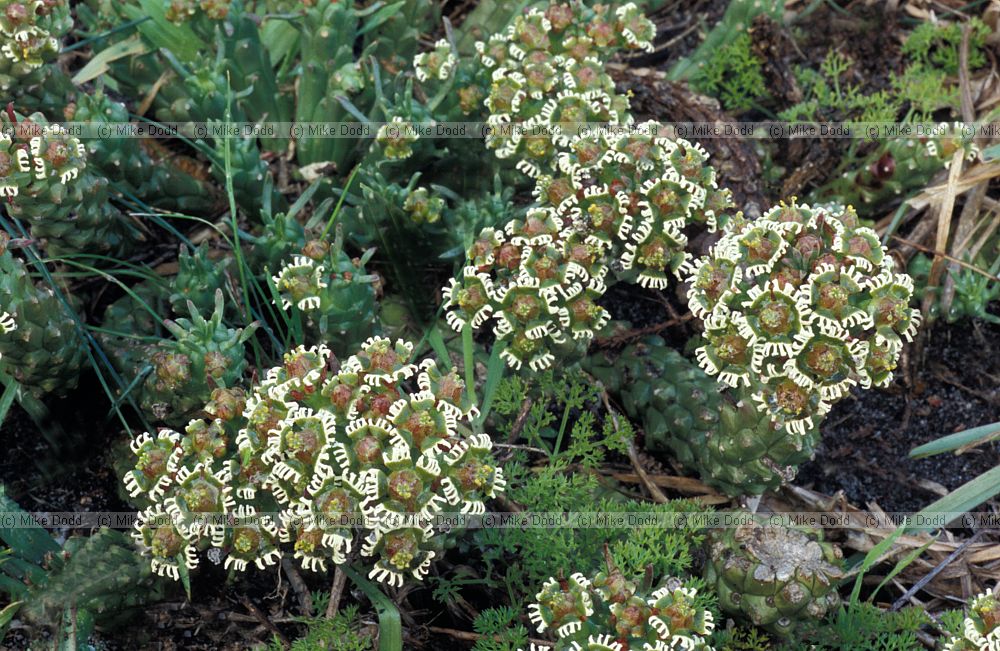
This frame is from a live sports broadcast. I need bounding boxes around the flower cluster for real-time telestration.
[685,201,920,435]
[0,0,71,74]
[0,310,14,340]
[271,237,379,350]
[376,116,419,161]
[945,591,1000,651]
[126,337,506,587]
[475,3,654,178]
[414,38,456,83]
[403,187,444,225]
[0,115,85,198]
[163,0,230,23]
[522,562,715,651]
[444,124,731,371]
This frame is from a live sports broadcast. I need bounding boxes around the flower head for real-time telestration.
[686,201,919,434]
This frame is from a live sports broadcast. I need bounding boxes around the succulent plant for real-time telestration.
[124,337,506,587]
[809,127,979,214]
[403,187,445,225]
[271,233,379,354]
[0,232,85,395]
[0,487,167,645]
[169,244,230,318]
[444,124,731,371]
[586,337,820,497]
[704,519,844,636]
[66,90,217,215]
[686,201,920,436]
[0,0,71,89]
[0,108,138,255]
[522,554,715,651]
[138,290,254,425]
[945,591,1000,651]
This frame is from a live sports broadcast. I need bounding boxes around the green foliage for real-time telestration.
[891,64,957,117]
[471,606,528,651]
[267,604,374,651]
[712,625,773,651]
[938,607,968,639]
[778,603,929,650]
[0,487,165,648]
[476,369,704,599]
[669,0,784,80]
[779,51,902,123]
[693,33,769,112]
[909,252,1000,325]
[902,18,990,75]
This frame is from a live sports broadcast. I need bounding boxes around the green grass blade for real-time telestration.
[848,524,907,606]
[0,600,24,634]
[868,538,934,603]
[475,340,506,429]
[426,325,452,369]
[0,377,18,428]
[461,323,478,407]
[908,465,1000,533]
[342,565,401,651]
[909,421,1000,458]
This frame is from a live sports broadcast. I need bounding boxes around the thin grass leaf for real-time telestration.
[475,341,507,428]
[908,465,1000,533]
[321,166,361,240]
[0,600,23,635]
[909,421,1000,458]
[357,2,407,36]
[461,323,478,407]
[0,377,18,428]
[71,35,148,84]
[427,326,451,368]
[848,524,907,605]
[869,538,934,603]
[341,565,402,651]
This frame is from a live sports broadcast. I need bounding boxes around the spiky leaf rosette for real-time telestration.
[473,3,654,178]
[124,337,506,588]
[271,235,379,354]
[0,233,84,395]
[140,290,255,425]
[704,519,844,636]
[945,591,1000,651]
[444,125,731,371]
[585,336,819,497]
[169,244,229,317]
[0,0,71,86]
[686,201,920,436]
[0,109,137,255]
[523,559,715,650]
